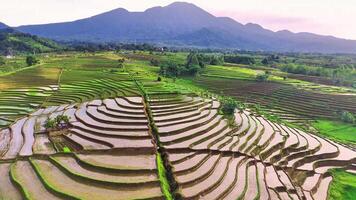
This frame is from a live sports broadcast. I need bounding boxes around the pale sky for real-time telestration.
[0,0,355,40]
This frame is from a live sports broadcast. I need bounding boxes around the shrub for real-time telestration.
[117,58,125,68]
[62,146,71,153]
[221,97,239,116]
[340,111,355,124]
[224,55,255,65]
[262,55,279,65]
[157,76,162,82]
[26,55,39,66]
[256,73,270,82]
[0,56,5,66]
[352,81,356,89]
[44,115,70,130]
[150,59,160,66]
[44,119,56,129]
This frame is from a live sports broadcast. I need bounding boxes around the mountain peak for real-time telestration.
[167,1,198,8]
[15,2,356,53]
[145,1,210,15]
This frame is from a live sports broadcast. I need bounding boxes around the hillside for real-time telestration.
[0,51,355,200]
[16,2,356,53]
[0,22,8,29]
[0,27,62,55]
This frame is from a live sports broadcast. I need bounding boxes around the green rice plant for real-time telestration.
[62,146,71,153]
[328,169,356,200]
[156,153,173,200]
[313,119,356,145]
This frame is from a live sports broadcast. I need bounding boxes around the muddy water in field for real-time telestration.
[202,156,245,200]
[70,129,153,148]
[177,154,220,184]
[0,163,22,200]
[13,161,62,200]
[244,165,258,200]
[173,153,209,172]
[54,156,158,183]
[77,154,157,170]
[0,128,10,156]
[223,159,250,199]
[181,156,231,198]
[3,118,26,159]
[32,159,162,200]
[33,134,56,154]
[19,117,36,156]
[256,162,270,200]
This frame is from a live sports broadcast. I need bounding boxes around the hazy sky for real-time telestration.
[1,0,355,40]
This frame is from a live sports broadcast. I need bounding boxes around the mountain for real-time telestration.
[0,28,63,55]
[16,2,356,53]
[0,22,9,29]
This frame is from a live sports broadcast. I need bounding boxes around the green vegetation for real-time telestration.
[256,72,270,82]
[329,169,356,200]
[0,49,355,199]
[262,55,280,65]
[0,28,62,55]
[26,55,39,66]
[9,163,31,200]
[44,115,70,130]
[156,153,173,200]
[158,52,224,77]
[224,55,255,65]
[339,111,356,124]
[62,146,71,153]
[0,56,5,65]
[220,96,240,116]
[313,119,356,145]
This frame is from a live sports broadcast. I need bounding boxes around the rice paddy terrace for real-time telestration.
[193,76,356,127]
[0,69,355,199]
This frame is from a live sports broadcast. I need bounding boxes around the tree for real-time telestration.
[44,119,56,130]
[256,73,270,82]
[224,55,255,65]
[150,59,160,66]
[117,58,125,68]
[26,55,39,66]
[186,52,200,68]
[44,115,71,131]
[0,56,5,66]
[340,111,355,124]
[220,97,239,115]
[262,55,279,65]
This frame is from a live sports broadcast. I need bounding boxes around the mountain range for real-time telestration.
[0,22,9,29]
[11,2,356,53]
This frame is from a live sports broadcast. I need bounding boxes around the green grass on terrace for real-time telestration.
[328,169,356,200]
[313,119,356,145]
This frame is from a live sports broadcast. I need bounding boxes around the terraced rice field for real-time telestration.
[0,96,164,200]
[0,73,355,199]
[193,76,356,126]
[148,93,356,199]
[0,74,140,128]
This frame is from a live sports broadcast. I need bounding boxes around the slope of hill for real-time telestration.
[0,22,9,29]
[16,2,356,53]
[0,27,62,55]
